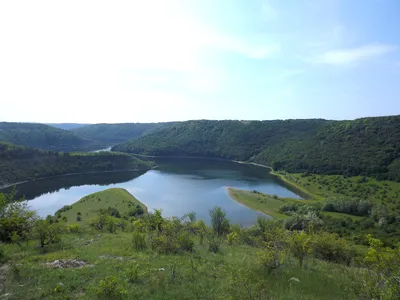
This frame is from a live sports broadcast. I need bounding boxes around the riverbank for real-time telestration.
[226,187,304,219]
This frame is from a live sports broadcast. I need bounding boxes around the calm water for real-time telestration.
[2,158,301,226]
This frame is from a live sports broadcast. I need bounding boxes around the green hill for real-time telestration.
[0,122,104,151]
[57,188,147,227]
[112,116,400,181]
[71,122,173,144]
[0,142,154,187]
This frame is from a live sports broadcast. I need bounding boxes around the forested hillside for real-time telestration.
[0,122,103,151]
[71,122,172,144]
[112,119,327,160]
[113,116,400,181]
[0,142,154,186]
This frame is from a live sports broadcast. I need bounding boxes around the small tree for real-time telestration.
[33,220,64,248]
[0,193,37,242]
[209,206,229,236]
[289,230,312,267]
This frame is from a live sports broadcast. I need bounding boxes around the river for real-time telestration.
[1,157,301,226]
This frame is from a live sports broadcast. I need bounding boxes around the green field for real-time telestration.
[57,188,147,227]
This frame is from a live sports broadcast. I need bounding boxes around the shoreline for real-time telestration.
[225,186,273,220]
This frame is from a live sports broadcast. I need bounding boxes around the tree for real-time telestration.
[209,206,230,236]
[0,193,37,242]
[33,220,64,248]
[289,230,312,267]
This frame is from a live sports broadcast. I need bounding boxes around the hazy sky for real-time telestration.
[1,0,399,123]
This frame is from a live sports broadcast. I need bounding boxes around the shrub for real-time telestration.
[209,206,230,236]
[313,232,353,264]
[0,195,37,243]
[149,234,179,254]
[55,205,72,214]
[76,216,82,222]
[226,232,239,245]
[89,215,108,230]
[177,232,194,252]
[208,235,220,253]
[96,276,126,299]
[258,243,284,275]
[132,231,147,251]
[128,205,145,217]
[67,224,81,233]
[125,263,140,284]
[288,230,312,267]
[33,220,65,248]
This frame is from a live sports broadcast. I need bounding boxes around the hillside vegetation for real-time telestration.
[113,116,400,181]
[71,122,173,144]
[1,188,399,299]
[0,142,154,187]
[0,122,103,151]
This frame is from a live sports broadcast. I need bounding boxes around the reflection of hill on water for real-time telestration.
[2,171,145,200]
[153,157,273,180]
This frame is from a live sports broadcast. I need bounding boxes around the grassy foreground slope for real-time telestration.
[71,122,172,144]
[0,122,103,151]
[57,188,147,227]
[0,188,373,300]
[0,142,154,186]
[113,116,400,181]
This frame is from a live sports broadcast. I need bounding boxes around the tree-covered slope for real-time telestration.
[0,142,154,186]
[113,116,400,180]
[112,119,327,160]
[254,115,400,180]
[71,122,173,144]
[0,122,103,151]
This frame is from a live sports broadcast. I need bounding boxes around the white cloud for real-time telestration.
[314,44,396,65]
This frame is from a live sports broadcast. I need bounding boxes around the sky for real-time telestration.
[0,0,399,123]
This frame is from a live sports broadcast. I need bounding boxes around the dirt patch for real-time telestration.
[45,259,93,269]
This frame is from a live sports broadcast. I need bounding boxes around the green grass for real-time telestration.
[58,188,147,226]
[227,187,304,219]
[1,231,361,300]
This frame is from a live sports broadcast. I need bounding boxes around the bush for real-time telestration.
[226,232,239,245]
[177,232,194,252]
[76,216,82,222]
[128,205,145,217]
[208,235,220,253]
[96,276,126,299]
[149,234,179,254]
[33,220,65,248]
[209,206,230,236]
[0,195,37,243]
[67,224,81,233]
[55,205,72,214]
[132,231,147,251]
[313,232,353,264]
